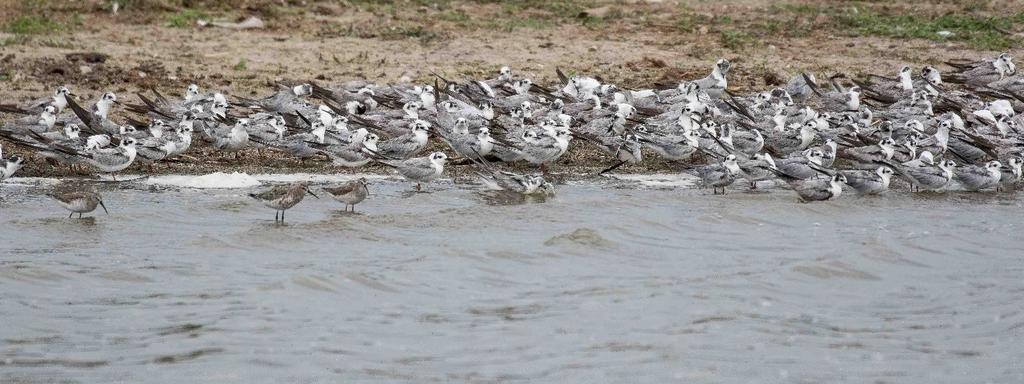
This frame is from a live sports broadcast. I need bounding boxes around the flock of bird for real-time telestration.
[2,52,1024,221]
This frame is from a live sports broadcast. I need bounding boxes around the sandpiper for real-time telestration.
[248,182,319,223]
[49,189,108,218]
[323,178,370,212]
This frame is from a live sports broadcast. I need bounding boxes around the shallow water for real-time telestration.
[1,174,1023,383]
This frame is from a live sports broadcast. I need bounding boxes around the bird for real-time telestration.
[690,154,741,194]
[773,171,847,202]
[469,149,553,195]
[203,119,251,156]
[997,157,1022,191]
[5,56,1024,206]
[693,59,730,98]
[248,182,319,223]
[2,154,26,182]
[840,166,894,195]
[376,120,431,160]
[738,153,776,189]
[323,178,370,212]
[48,189,108,218]
[954,160,1002,191]
[377,151,448,191]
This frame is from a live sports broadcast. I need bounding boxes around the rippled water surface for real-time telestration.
[2,174,1023,383]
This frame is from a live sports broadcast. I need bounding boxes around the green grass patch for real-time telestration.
[719,29,754,50]
[438,8,471,24]
[4,15,64,34]
[769,3,1023,50]
[233,58,248,71]
[165,9,207,28]
[498,0,590,19]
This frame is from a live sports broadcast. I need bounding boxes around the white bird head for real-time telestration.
[120,137,137,148]
[807,149,825,165]
[921,66,942,85]
[714,59,731,75]
[185,84,199,101]
[429,152,448,164]
[64,124,81,138]
[918,151,935,164]
[293,84,313,97]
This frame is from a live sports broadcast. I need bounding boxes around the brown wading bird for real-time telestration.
[248,182,319,223]
[49,189,109,219]
[323,177,370,212]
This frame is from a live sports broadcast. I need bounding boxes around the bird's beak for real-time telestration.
[306,188,319,199]
[68,92,78,98]
[99,200,109,215]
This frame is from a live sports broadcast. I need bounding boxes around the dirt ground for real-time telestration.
[2,0,1023,177]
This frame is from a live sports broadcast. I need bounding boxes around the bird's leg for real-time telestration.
[79,213,83,218]
[68,212,73,219]
[416,183,422,192]
[275,210,279,222]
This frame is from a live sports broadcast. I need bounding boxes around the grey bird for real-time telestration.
[378,151,448,191]
[316,133,379,168]
[954,160,1002,191]
[637,129,701,161]
[774,172,847,202]
[2,154,26,182]
[204,119,251,156]
[0,86,72,115]
[690,154,741,194]
[887,158,957,192]
[840,166,894,195]
[236,84,314,114]
[838,138,896,168]
[693,59,730,98]
[947,53,1015,86]
[376,120,431,160]
[774,149,826,180]
[997,156,1022,191]
[738,153,776,189]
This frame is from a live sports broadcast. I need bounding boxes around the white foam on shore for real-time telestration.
[1,177,62,186]
[146,172,262,189]
[144,172,397,189]
[250,173,394,184]
[8,173,702,189]
[605,173,699,188]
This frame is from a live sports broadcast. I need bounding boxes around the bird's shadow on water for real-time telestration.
[330,210,365,217]
[36,216,100,225]
[475,191,550,206]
